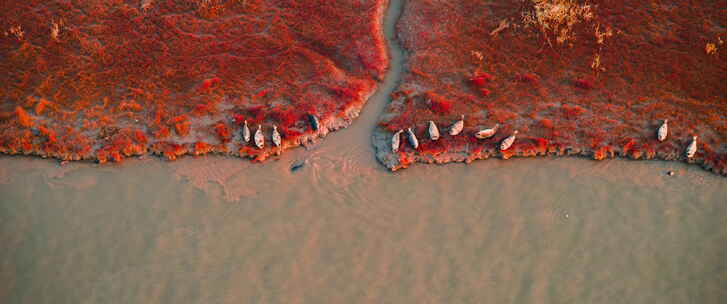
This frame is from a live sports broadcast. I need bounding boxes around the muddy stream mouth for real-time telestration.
[310,0,407,168]
[359,0,407,138]
[238,0,408,171]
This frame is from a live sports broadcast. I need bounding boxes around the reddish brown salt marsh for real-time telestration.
[375,0,727,175]
[0,0,388,163]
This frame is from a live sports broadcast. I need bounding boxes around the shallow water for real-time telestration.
[1,155,726,303]
[1,0,726,303]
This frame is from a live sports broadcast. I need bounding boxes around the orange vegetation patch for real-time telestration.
[377,0,727,175]
[0,0,388,162]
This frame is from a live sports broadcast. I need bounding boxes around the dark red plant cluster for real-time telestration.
[378,0,727,174]
[428,94,453,115]
[0,0,388,163]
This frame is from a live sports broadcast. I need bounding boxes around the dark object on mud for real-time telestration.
[308,114,321,131]
[406,128,419,149]
[291,159,307,172]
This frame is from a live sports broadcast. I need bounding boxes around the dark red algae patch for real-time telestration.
[0,0,388,163]
[375,0,727,175]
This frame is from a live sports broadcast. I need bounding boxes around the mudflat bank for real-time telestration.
[0,0,389,163]
[375,0,726,175]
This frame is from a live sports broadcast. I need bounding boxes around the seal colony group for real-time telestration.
[389,115,700,159]
[238,114,322,150]
[391,115,521,152]
[653,119,698,159]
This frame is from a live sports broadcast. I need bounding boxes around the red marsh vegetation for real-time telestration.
[377,0,727,175]
[0,0,388,163]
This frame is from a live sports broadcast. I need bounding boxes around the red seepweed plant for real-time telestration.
[0,0,389,163]
[375,0,727,175]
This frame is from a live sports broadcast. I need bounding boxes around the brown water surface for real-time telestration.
[1,154,726,303]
